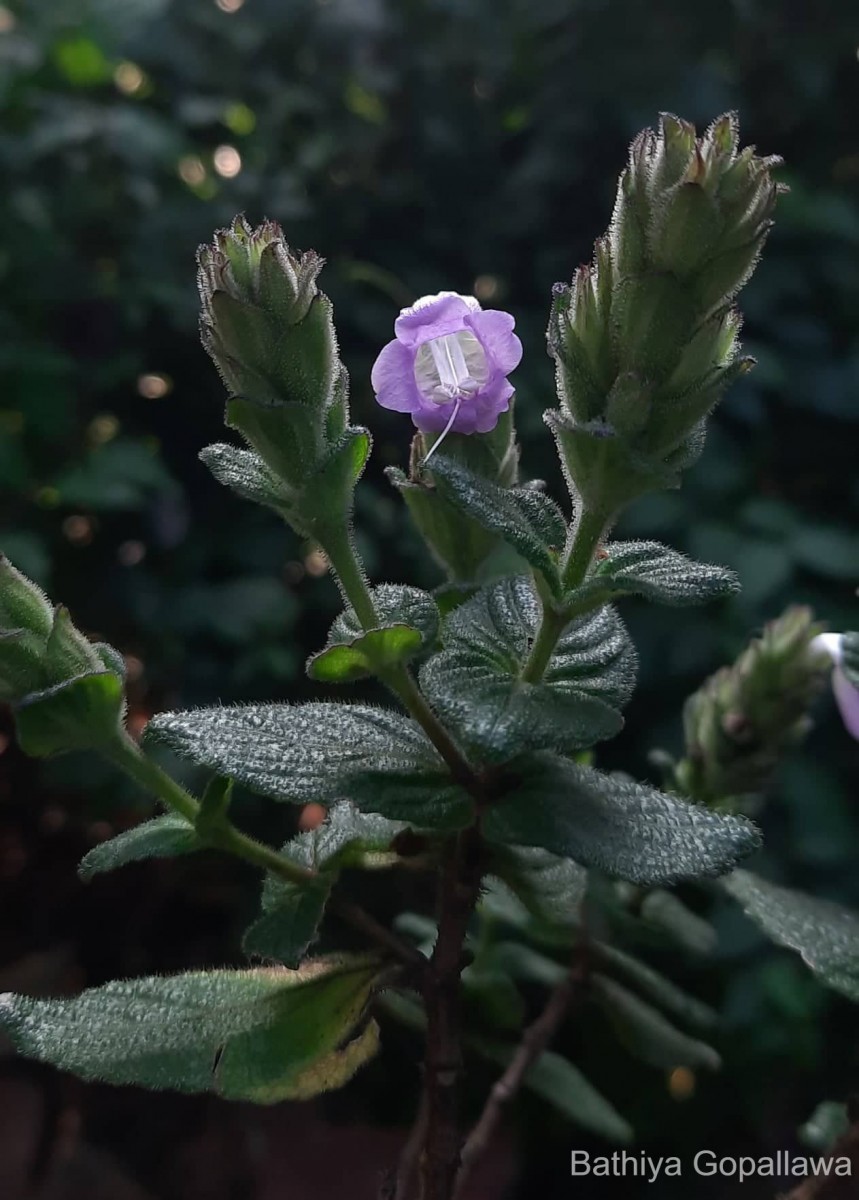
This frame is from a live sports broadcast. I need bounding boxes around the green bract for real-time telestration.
[0,556,126,755]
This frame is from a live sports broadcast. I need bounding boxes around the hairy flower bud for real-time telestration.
[548,113,784,516]
[673,607,829,811]
[197,217,345,494]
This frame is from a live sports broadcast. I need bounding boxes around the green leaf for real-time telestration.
[243,803,409,967]
[199,443,293,514]
[243,877,332,968]
[592,976,721,1070]
[309,586,439,680]
[0,954,383,1102]
[79,815,202,881]
[590,942,718,1030]
[386,466,501,583]
[14,672,125,757]
[420,576,635,763]
[294,427,371,535]
[145,703,472,831]
[483,754,761,886]
[462,968,525,1031]
[638,889,718,955]
[487,844,587,926]
[427,456,565,596]
[329,584,440,652]
[575,540,740,607]
[308,626,423,683]
[474,1041,633,1143]
[721,870,859,1002]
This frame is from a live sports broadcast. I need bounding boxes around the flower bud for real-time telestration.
[547,113,784,515]
[197,217,343,493]
[0,556,125,756]
[673,607,829,811]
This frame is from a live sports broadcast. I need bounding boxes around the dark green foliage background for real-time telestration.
[0,0,857,1195]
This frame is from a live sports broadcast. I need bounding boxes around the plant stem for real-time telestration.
[322,521,474,785]
[105,733,424,969]
[319,521,380,631]
[520,506,609,685]
[418,827,484,1200]
[453,950,589,1198]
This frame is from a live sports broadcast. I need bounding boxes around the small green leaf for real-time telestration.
[722,870,859,1001]
[462,968,525,1031]
[79,815,202,881]
[282,801,410,872]
[483,754,761,886]
[387,467,501,583]
[591,942,718,1030]
[592,976,721,1070]
[243,877,332,968]
[639,889,717,955]
[420,576,635,763]
[574,540,739,607]
[14,672,125,757]
[145,704,472,831]
[427,456,565,596]
[0,954,383,1102]
[295,427,371,534]
[473,1040,633,1143]
[243,803,410,967]
[308,625,423,683]
[487,844,587,926]
[199,443,294,514]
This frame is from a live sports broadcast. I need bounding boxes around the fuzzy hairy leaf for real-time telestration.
[483,754,761,886]
[420,576,635,763]
[474,1040,633,1143]
[199,443,293,513]
[242,877,332,968]
[427,456,565,596]
[145,704,471,831]
[574,540,739,607]
[79,815,202,881]
[722,870,859,1001]
[14,672,125,757]
[592,976,721,1071]
[308,626,423,683]
[0,955,383,1102]
[487,844,587,926]
[330,585,440,651]
[243,804,409,967]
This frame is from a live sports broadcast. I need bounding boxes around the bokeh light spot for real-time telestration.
[213,145,242,178]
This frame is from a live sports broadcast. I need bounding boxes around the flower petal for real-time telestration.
[371,339,421,414]
[394,294,474,347]
[832,666,859,741]
[466,309,523,375]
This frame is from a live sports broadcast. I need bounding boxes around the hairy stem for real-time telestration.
[417,827,485,1200]
[520,506,609,684]
[322,520,474,784]
[453,949,589,1197]
[105,733,423,969]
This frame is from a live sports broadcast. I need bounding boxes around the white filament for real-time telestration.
[422,397,463,465]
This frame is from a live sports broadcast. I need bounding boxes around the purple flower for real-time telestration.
[371,292,523,440]
[811,633,859,740]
